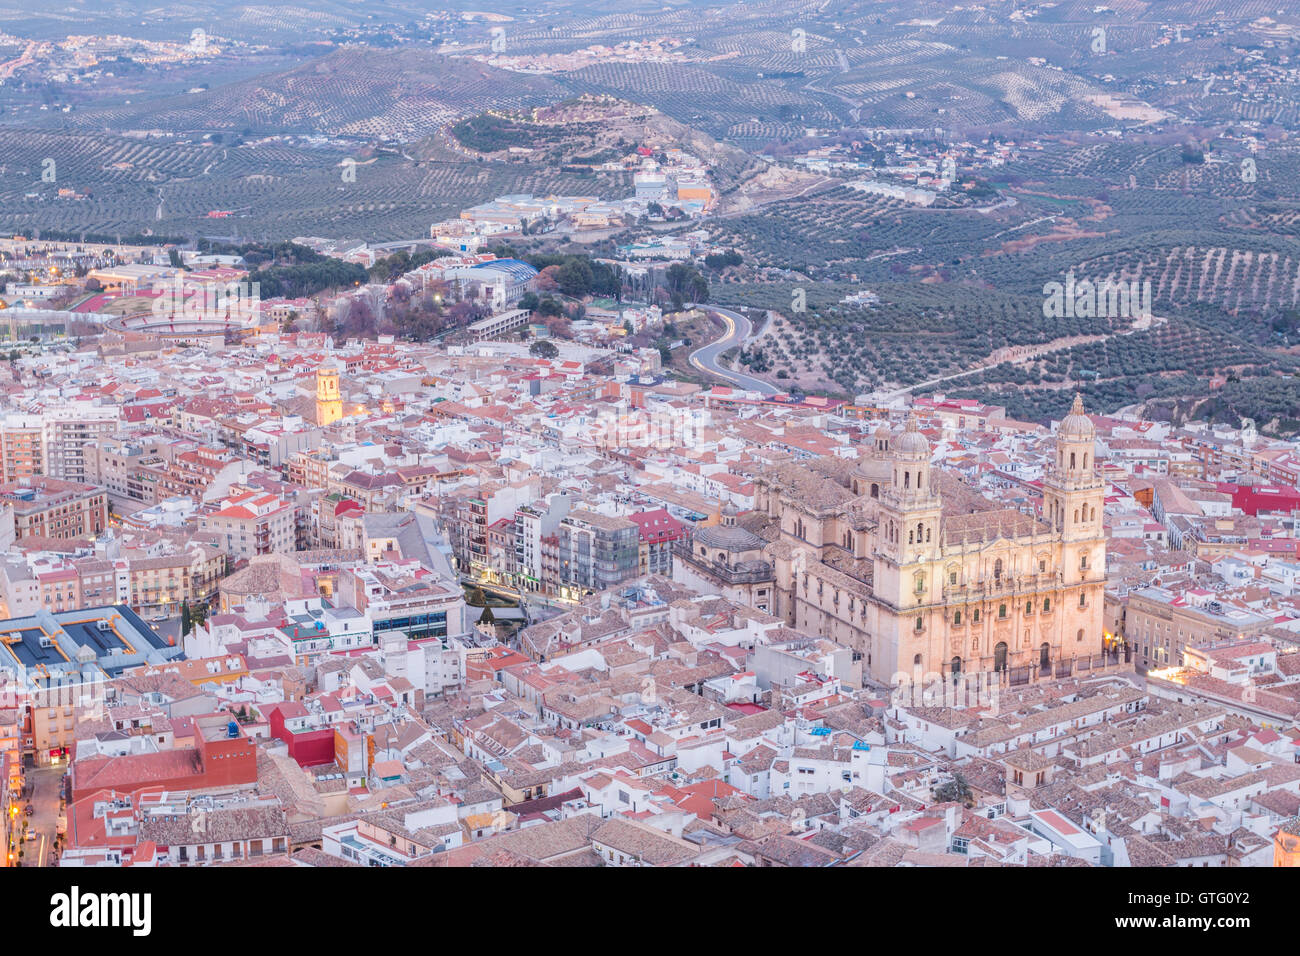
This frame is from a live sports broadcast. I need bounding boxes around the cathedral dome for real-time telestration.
[896,413,930,458]
[1059,394,1094,441]
[720,500,739,526]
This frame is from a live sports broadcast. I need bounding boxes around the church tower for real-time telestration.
[1042,394,1105,589]
[316,363,342,427]
[875,414,943,604]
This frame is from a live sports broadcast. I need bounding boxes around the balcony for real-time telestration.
[943,572,1061,603]
[673,542,773,585]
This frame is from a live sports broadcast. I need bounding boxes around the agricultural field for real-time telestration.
[0,128,633,241]
[694,136,1300,431]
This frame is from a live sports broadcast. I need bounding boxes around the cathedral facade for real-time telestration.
[745,396,1106,687]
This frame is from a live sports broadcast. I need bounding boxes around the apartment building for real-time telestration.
[95,434,172,507]
[513,493,574,594]
[41,407,121,484]
[0,406,121,486]
[1123,586,1274,672]
[629,508,685,577]
[556,509,639,597]
[0,415,41,482]
[0,477,108,541]
[336,559,469,642]
[198,491,297,561]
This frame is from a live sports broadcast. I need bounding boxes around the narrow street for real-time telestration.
[22,764,63,868]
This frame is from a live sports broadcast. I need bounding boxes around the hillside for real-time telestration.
[46,46,568,138]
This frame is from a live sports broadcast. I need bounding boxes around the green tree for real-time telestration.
[933,772,974,807]
[665,263,708,304]
[529,340,559,359]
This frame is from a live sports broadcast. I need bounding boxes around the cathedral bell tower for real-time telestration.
[875,414,943,607]
[1042,394,1105,588]
[1042,394,1103,542]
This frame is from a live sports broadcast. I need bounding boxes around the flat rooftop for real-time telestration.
[0,605,175,674]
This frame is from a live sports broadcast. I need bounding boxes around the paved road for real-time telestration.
[688,307,778,395]
[24,765,62,867]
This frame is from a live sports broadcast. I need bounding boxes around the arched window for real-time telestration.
[1090,506,1096,521]
[917,522,924,542]
[870,483,879,499]
[973,609,981,623]
[950,657,962,680]
[998,603,1007,619]
[914,572,925,594]
[1043,597,1051,612]
[1026,601,1033,615]
[1070,452,1076,469]
[994,558,1003,580]
[908,530,914,544]
[1083,453,1088,469]
[925,527,931,543]
[953,610,962,625]
[1076,628,1085,643]
[1040,643,1051,672]
[913,653,923,667]
[994,642,1008,672]
[914,616,924,632]
[1074,509,1079,523]
[903,471,910,489]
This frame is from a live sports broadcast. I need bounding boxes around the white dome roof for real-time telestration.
[896,413,930,458]
[1059,394,1094,441]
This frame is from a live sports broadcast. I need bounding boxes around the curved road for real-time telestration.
[688,306,778,395]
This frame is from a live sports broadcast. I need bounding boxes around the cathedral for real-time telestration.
[730,396,1106,687]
